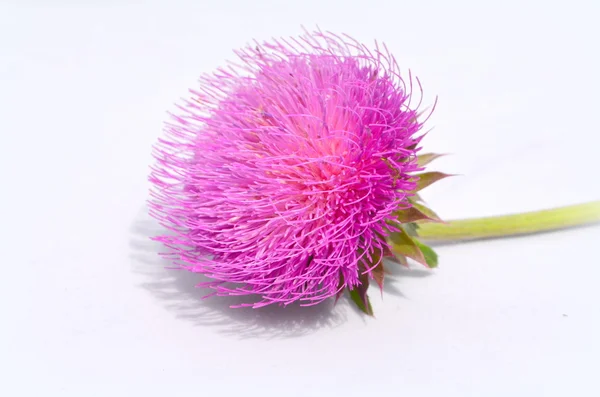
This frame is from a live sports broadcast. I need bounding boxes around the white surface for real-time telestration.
[1,1,599,396]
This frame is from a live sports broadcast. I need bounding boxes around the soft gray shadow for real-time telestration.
[130,207,433,338]
[381,259,433,298]
[129,208,350,339]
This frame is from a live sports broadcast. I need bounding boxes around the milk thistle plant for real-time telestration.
[149,29,600,315]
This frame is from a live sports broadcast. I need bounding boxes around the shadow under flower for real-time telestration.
[130,207,434,339]
[130,208,352,339]
[381,260,433,298]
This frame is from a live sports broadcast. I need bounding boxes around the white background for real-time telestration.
[1,1,599,396]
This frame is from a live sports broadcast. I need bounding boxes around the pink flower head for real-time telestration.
[150,30,431,308]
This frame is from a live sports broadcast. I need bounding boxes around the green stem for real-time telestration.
[417,200,600,242]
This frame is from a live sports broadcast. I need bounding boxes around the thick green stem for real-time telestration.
[417,200,600,242]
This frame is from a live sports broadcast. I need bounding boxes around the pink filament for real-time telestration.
[149,29,428,307]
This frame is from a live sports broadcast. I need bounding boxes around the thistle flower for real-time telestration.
[149,30,445,312]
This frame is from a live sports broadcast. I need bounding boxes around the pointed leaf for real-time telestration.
[396,205,440,224]
[393,254,409,267]
[371,261,385,291]
[382,251,409,268]
[413,239,439,268]
[414,172,452,192]
[348,273,373,316]
[417,153,446,167]
[411,202,443,222]
[387,228,428,267]
[349,289,373,315]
